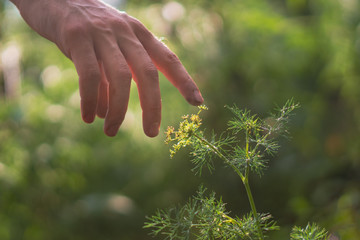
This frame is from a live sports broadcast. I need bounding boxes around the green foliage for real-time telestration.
[145,186,278,240]
[2,0,360,239]
[290,223,329,240]
[146,101,321,240]
[165,99,299,178]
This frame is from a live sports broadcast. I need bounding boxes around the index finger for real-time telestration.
[132,21,204,106]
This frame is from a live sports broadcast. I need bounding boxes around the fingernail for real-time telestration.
[147,123,160,138]
[193,90,204,105]
[105,124,119,137]
[82,113,95,124]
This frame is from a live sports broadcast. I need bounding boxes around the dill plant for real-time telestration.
[290,223,329,240]
[145,100,329,240]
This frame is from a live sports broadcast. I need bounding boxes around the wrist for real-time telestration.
[11,0,64,42]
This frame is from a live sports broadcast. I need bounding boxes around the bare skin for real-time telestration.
[9,0,203,137]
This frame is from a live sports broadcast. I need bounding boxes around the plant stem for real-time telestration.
[245,130,264,240]
[243,165,264,240]
[193,132,264,239]
[192,133,245,181]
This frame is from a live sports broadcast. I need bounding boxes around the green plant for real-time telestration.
[145,100,329,240]
[290,223,329,240]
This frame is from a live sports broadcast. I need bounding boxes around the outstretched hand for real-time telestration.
[11,0,203,137]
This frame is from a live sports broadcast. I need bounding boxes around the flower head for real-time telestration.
[165,105,207,157]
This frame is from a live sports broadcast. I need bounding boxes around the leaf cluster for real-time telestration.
[165,99,300,177]
[144,187,278,240]
[290,223,329,240]
[226,99,300,176]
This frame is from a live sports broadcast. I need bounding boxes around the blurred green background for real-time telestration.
[1,0,359,239]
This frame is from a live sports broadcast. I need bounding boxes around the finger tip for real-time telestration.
[97,113,106,119]
[145,128,159,138]
[187,92,204,106]
[192,98,204,106]
[104,124,120,137]
[81,103,97,123]
[144,123,160,138]
[146,132,159,138]
[105,130,118,137]
[105,132,117,137]
[82,115,95,124]
[194,91,204,104]
[96,109,107,119]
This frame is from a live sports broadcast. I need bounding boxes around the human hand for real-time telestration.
[11,0,203,137]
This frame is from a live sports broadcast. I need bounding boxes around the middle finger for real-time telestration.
[95,37,132,137]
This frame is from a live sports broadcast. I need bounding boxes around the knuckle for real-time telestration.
[117,67,132,80]
[92,18,108,29]
[142,98,161,112]
[109,85,120,95]
[108,68,132,95]
[127,15,150,35]
[62,23,87,42]
[81,67,102,84]
[163,51,180,65]
[118,12,131,22]
[81,97,96,106]
[126,15,142,27]
[109,79,129,96]
[142,64,158,81]
[110,14,132,30]
[149,103,161,112]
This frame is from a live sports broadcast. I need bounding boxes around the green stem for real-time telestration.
[193,132,264,239]
[192,133,245,181]
[245,130,264,240]
[243,165,264,240]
